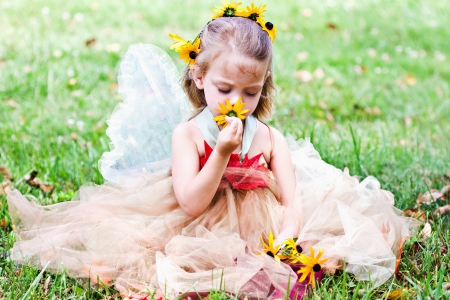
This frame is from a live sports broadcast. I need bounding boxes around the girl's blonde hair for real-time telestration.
[182,17,275,120]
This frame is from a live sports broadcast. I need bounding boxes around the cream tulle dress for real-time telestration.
[7,44,417,299]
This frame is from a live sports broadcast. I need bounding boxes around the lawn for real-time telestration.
[0,0,449,298]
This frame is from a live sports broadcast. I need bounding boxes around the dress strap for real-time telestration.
[261,122,274,164]
[195,107,257,160]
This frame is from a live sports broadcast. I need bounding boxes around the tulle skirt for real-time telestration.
[7,139,418,298]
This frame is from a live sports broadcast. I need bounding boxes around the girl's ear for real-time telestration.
[265,71,271,81]
[190,65,204,89]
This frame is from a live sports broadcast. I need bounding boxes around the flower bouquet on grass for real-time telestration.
[261,232,329,299]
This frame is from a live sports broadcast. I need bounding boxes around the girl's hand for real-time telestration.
[215,116,243,156]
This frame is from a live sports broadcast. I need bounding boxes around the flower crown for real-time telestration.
[169,1,277,66]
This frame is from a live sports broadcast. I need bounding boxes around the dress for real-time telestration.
[6,44,418,299]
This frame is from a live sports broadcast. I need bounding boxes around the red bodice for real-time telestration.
[200,141,269,190]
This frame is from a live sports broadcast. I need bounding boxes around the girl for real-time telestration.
[7,2,417,299]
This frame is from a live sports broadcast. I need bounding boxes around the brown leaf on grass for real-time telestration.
[0,166,13,181]
[402,208,427,222]
[444,283,450,291]
[0,181,11,195]
[420,222,432,238]
[109,82,118,90]
[396,74,417,89]
[0,220,6,227]
[85,37,96,47]
[0,166,14,195]
[326,22,338,30]
[294,70,313,82]
[385,288,410,300]
[416,189,444,206]
[44,276,51,295]
[24,170,54,193]
[410,241,425,255]
[440,185,450,196]
[434,204,450,217]
[5,99,19,109]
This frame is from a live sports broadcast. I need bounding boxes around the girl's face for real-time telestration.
[191,52,270,117]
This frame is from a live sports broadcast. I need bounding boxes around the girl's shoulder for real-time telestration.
[172,119,205,156]
[255,120,285,143]
[251,120,286,163]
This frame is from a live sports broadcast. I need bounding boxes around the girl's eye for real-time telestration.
[218,89,231,94]
[246,92,258,96]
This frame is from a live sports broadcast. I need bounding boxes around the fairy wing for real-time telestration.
[98,44,191,184]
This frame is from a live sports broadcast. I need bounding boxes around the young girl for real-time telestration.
[7,2,417,299]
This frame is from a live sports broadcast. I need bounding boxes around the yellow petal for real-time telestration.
[297,267,311,283]
[213,115,226,122]
[225,98,233,110]
[309,246,316,261]
[168,33,188,50]
[318,257,329,264]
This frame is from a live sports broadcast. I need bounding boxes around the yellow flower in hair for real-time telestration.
[212,0,244,19]
[258,19,277,42]
[297,246,329,288]
[169,33,201,66]
[213,98,249,128]
[241,3,266,22]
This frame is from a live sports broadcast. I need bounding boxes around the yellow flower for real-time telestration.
[169,33,201,66]
[212,0,244,19]
[213,98,249,128]
[297,246,329,288]
[241,3,266,22]
[260,231,283,262]
[257,19,277,42]
[281,238,304,261]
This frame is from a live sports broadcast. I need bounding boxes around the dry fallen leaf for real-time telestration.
[294,70,313,82]
[440,185,450,196]
[396,74,417,89]
[44,276,51,295]
[434,204,450,217]
[416,189,444,206]
[85,37,96,47]
[326,22,338,30]
[109,83,118,90]
[403,208,427,222]
[5,99,19,109]
[385,288,410,300]
[24,170,54,193]
[0,166,13,180]
[420,222,432,238]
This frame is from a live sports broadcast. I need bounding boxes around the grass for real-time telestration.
[0,0,449,298]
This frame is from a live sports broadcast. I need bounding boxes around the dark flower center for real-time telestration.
[267,251,274,258]
[223,7,236,17]
[227,111,237,117]
[189,51,197,59]
[296,245,303,253]
[249,13,259,21]
[265,22,274,30]
[313,263,321,272]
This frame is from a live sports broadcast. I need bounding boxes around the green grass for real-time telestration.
[1,0,449,298]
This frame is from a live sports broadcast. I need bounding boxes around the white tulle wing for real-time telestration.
[99,44,191,184]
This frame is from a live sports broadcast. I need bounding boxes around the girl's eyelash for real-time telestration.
[218,89,231,94]
[246,92,257,96]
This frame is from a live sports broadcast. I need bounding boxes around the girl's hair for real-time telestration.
[182,17,275,120]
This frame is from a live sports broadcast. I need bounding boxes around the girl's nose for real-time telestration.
[229,95,241,105]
